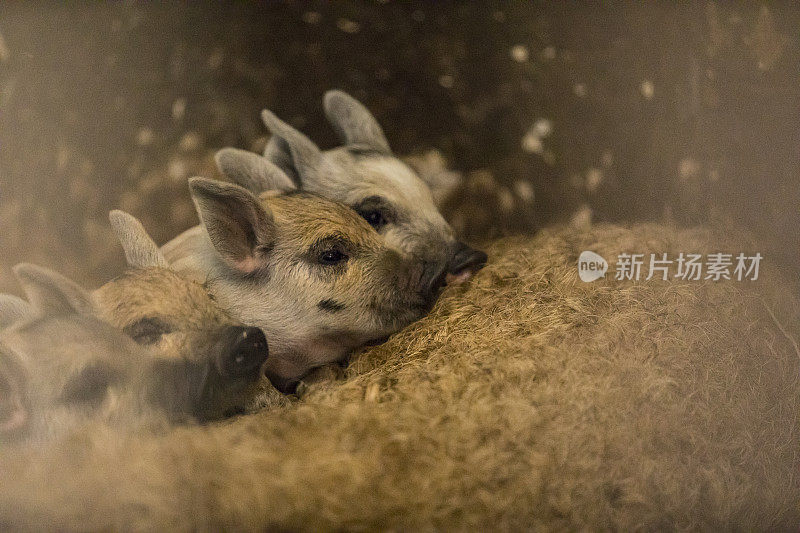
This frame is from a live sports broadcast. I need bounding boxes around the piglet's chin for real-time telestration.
[446,271,474,285]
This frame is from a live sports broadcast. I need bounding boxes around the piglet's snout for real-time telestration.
[419,262,448,302]
[215,326,269,379]
[447,242,488,284]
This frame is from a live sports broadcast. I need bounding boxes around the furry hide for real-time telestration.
[0,223,797,530]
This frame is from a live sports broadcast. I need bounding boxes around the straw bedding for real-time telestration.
[1,223,797,530]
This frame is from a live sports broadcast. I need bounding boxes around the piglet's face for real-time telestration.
[188,179,460,391]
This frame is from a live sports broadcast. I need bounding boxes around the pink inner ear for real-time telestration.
[234,255,260,274]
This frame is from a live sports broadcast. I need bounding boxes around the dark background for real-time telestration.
[0,2,797,292]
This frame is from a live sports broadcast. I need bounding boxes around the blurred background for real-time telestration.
[0,2,797,293]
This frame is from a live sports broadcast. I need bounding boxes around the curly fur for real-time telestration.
[0,223,797,530]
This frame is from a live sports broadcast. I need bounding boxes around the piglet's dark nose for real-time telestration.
[217,326,268,379]
[448,242,488,275]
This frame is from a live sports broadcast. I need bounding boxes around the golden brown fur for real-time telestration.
[92,267,285,411]
[94,268,234,359]
[1,224,797,530]
[0,263,275,442]
[266,191,380,251]
[167,179,443,389]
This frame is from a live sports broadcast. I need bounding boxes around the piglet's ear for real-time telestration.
[0,295,34,329]
[109,210,169,270]
[403,150,463,208]
[215,148,296,194]
[188,177,276,275]
[324,90,391,154]
[263,136,299,183]
[260,110,323,188]
[13,264,95,317]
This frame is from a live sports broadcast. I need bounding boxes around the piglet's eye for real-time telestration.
[361,209,387,229]
[319,249,348,266]
[123,317,173,345]
[353,196,393,230]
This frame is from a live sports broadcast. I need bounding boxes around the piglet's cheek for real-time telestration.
[263,357,305,395]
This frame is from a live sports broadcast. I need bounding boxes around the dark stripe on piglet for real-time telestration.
[317,299,345,312]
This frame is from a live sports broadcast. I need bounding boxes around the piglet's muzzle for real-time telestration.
[446,242,488,285]
[215,326,269,379]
